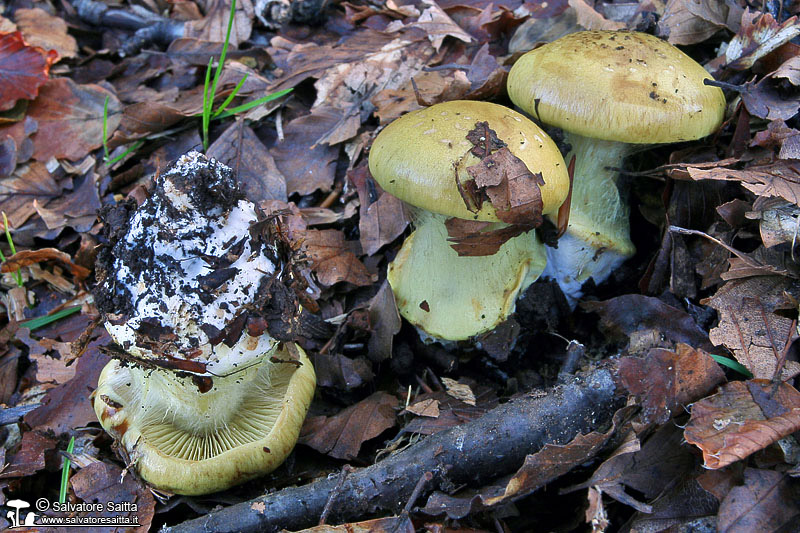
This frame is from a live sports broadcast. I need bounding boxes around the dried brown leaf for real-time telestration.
[303,229,375,287]
[184,0,254,46]
[0,31,57,111]
[657,0,732,45]
[207,121,288,202]
[684,380,800,469]
[24,331,111,434]
[405,398,440,418]
[400,0,474,51]
[401,386,497,436]
[271,109,339,195]
[0,161,58,230]
[725,11,800,70]
[686,159,800,208]
[773,55,800,85]
[70,461,156,531]
[619,344,726,427]
[1,248,90,279]
[299,391,397,460]
[14,8,77,59]
[311,352,374,389]
[717,468,800,532]
[270,29,434,146]
[0,430,56,478]
[701,276,800,379]
[568,0,625,30]
[349,164,408,256]
[29,78,120,161]
[739,77,800,121]
[444,218,531,257]
[366,280,401,363]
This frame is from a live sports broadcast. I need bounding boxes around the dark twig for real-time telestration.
[318,465,353,525]
[164,365,621,533]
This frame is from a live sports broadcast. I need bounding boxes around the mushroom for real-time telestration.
[368,100,569,341]
[92,152,315,495]
[507,30,726,303]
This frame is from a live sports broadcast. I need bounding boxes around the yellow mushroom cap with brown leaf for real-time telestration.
[507,31,726,144]
[368,100,569,224]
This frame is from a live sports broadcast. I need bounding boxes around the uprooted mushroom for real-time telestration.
[92,151,315,495]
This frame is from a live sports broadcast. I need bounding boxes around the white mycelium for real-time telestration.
[105,151,277,376]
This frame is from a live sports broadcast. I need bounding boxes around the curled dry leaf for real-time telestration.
[444,217,531,257]
[302,228,375,287]
[460,121,545,226]
[684,380,800,469]
[24,331,112,434]
[299,391,397,460]
[724,11,800,70]
[685,159,800,213]
[701,276,800,380]
[0,248,91,280]
[0,31,57,111]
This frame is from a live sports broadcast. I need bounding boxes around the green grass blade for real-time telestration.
[106,140,144,167]
[59,436,76,504]
[709,353,753,378]
[212,73,249,118]
[202,56,214,151]
[1,212,23,287]
[20,306,81,331]
[213,88,293,119]
[102,96,110,161]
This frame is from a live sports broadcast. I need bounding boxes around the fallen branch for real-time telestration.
[165,365,622,532]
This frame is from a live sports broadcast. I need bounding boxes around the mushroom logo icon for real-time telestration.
[6,499,37,528]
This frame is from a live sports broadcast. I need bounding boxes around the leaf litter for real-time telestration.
[2,0,800,530]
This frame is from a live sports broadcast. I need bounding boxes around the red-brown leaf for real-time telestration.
[684,380,800,469]
[0,31,57,111]
[28,78,120,161]
[299,391,397,460]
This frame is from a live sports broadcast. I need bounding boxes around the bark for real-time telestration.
[165,365,622,533]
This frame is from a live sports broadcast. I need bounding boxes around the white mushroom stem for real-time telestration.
[542,133,637,306]
[388,209,547,341]
[95,346,316,495]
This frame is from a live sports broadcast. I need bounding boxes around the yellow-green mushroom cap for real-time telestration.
[368,100,570,222]
[507,31,726,144]
[94,344,315,495]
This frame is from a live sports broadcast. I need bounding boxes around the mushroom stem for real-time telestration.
[388,209,547,341]
[542,133,636,305]
[94,344,316,495]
